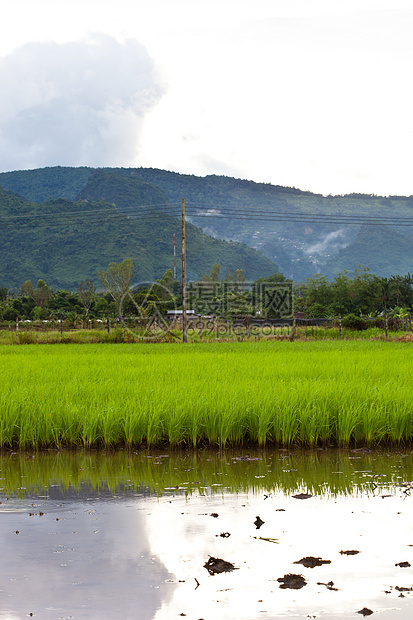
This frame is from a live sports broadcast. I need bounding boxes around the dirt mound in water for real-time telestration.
[204,556,238,575]
[294,556,331,568]
[277,573,307,589]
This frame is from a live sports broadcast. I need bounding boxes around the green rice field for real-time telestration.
[1,340,413,449]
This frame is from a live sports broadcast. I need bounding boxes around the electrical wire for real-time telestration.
[1,200,413,228]
[0,202,173,220]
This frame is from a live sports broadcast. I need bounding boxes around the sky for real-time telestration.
[1,0,413,196]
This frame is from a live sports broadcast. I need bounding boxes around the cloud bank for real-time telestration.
[0,34,165,171]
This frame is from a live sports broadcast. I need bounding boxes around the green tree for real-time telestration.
[348,267,382,315]
[253,272,289,285]
[94,296,110,317]
[298,274,333,316]
[386,274,413,308]
[20,280,34,299]
[3,298,24,321]
[47,290,82,318]
[97,259,134,312]
[155,269,176,301]
[159,268,174,291]
[33,279,52,309]
[231,269,246,292]
[32,306,47,321]
[77,279,96,317]
[329,271,354,315]
[209,263,221,282]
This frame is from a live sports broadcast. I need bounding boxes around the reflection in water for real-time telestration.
[0,449,412,619]
[0,498,174,620]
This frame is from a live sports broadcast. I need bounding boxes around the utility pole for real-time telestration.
[181,198,187,343]
[173,233,176,280]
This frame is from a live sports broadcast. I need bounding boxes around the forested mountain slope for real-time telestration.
[0,178,276,290]
[1,166,413,281]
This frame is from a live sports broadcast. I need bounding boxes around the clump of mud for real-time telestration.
[203,556,238,575]
[254,516,265,529]
[294,556,331,568]
[277,573,307,589]
[340,550,360,555]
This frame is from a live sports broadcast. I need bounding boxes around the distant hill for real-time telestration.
[325,225,413,278]
[0,174,277,290]
[0,166,92,202]
[1,166,413,282]
[78,170,171,211]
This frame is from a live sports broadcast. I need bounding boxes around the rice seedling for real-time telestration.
[1,340,413,448]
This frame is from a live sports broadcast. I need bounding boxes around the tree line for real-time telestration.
[296,267,413,321]
[0,261,412,325]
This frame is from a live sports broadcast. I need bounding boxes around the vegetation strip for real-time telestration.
[1,341,413,449]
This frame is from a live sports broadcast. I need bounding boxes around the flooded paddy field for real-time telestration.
[0,448,413,620]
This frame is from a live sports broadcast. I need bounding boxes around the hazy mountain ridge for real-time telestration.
[1,166,413,282]
[0,173,276,290]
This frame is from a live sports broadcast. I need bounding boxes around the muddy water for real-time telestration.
[0,449,412,620]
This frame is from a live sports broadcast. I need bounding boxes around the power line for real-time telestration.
[186,207,413,221]
[0,204,180,230]
[0,202,173,220]
[0,213,179,230]
[184,204,413,223]
[1,200,413,228]
[185,213,413,226]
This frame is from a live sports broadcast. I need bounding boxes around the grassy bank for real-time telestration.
[0,323,410,345]
[0,341,413,448]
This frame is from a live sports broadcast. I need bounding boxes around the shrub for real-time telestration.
[341,313,369,331]
[17,332,37,344]
[306,303,329,318]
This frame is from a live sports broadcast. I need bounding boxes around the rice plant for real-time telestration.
[1,340,413,448]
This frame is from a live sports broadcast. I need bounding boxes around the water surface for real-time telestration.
[0,448,412,619]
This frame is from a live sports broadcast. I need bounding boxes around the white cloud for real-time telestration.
[1,2,413,194]
[0,34,165,171]
[135,4,413,195]
[305,230,349,256]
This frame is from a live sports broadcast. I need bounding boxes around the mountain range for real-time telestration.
[0,165,412,290]
[0,169,276,290]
